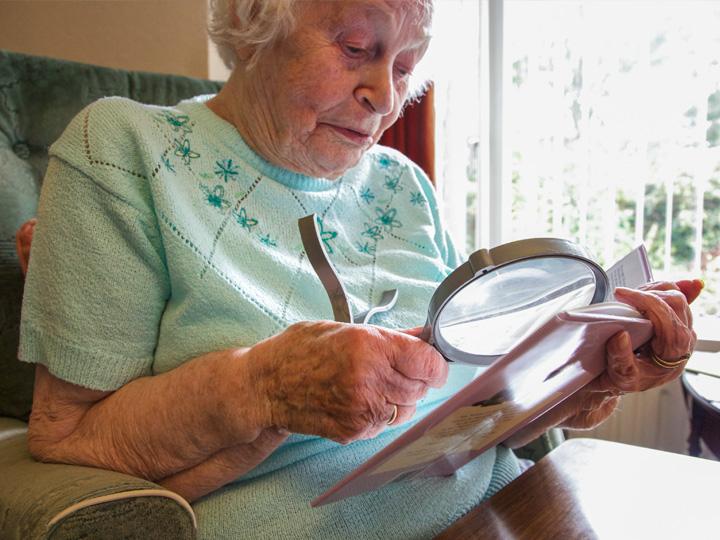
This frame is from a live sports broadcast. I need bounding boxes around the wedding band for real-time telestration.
[387,404,398,426]
[649,348,691,370]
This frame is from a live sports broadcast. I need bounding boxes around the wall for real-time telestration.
[0,0,230,80]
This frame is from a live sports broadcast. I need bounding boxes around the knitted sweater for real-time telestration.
[20,96,519,539]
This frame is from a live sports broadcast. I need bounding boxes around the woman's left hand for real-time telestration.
[593,279,702,395]
[506,279,703,445]
[557,279,703,431]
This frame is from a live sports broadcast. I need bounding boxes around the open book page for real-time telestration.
[313,306,653,507]
[605,245,653,300]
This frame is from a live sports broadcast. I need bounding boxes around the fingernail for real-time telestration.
[699,279,705,289]
[614,287,631,296]
[618,331,630,350]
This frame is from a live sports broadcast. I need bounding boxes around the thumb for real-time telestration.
[597,331,639,393]
[399,326,424,338]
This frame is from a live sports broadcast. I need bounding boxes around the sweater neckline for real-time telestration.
[177,96,343,193]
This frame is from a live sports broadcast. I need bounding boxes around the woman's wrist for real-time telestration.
[211,345,278,445]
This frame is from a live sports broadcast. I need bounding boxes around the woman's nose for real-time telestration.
[355,63,395,116]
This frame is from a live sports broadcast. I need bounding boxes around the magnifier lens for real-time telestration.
[436,257,597,357]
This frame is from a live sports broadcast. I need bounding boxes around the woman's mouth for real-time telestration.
[323,124,374,146]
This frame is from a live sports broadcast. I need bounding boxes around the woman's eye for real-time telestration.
[396,65,412,78]
[343,44,365,57]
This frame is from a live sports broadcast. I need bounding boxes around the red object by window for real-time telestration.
[379,85,435,184]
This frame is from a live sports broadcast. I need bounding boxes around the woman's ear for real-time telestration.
[230,10,255,62]
[235,44,254,62]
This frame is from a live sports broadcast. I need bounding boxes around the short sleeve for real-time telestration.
[19,156,171,391]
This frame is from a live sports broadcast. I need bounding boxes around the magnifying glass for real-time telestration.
[420,238,608,366]
[299,215,608,367]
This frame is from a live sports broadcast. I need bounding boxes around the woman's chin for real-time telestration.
[301,150,367,180]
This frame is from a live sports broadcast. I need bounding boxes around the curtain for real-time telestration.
[379,85,435,184]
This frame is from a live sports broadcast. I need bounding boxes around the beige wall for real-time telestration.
[0,0,216,79]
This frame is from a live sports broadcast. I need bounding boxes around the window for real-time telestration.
[431,0,720,349]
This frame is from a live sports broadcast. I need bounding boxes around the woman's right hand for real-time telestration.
[244,321,449,445]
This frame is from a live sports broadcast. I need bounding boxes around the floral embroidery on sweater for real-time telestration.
[410,191,426,206]
[155,111,193,133]
[174,138,200,164]
[383,175,403,193]
[360,187,375,204]
[316,217,338,254]
[233,207,259,232]
[374,207,402,232]
[215,159,239,182]
[200,184,231,211]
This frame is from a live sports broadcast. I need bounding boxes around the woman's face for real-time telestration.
[229,0,431,179]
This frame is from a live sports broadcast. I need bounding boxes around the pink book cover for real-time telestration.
[312,247,653,507]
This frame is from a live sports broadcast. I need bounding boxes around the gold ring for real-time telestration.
[649,348,691,370]
[387,404,398,426]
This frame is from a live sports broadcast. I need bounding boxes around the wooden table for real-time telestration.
[435,438,720,539]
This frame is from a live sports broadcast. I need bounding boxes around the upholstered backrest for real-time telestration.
[0,50,224,421]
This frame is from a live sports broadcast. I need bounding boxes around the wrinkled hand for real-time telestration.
[248,321,449,445]
[557,279,702,431]
[594,279,701,394]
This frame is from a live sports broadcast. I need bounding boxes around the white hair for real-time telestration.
[208,0,299,70]
[207,0,434,99]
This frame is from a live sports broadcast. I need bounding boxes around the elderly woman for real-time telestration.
[19,0,700,538]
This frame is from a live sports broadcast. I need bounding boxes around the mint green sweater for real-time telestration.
[20,96,519,539]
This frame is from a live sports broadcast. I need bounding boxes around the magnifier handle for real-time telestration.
[298,214,353,324]
[299,214,400,326]
[353,289,399,324]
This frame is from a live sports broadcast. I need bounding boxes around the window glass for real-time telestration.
[433,0,720,323]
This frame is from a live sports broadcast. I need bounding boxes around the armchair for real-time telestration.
[0,49,223,540]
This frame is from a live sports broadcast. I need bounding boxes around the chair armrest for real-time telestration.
[0,418,197,540]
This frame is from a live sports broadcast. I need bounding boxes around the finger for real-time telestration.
[636,280,680,293]
[382,371,432,405]
[332,402,418,443]
[642,289,693,327]
[613,287,694,358]
[560,395,620,431]
[593,331,639,394]
[385,403,417,428]
[385,332,449,389]
[635,279,704,310]
[399,326,424,338]
[676,279,704,304]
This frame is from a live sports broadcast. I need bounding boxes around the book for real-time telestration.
[312,245,654,507]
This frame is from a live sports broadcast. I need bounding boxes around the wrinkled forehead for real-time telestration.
[309,1,431,27]
[372,0,433,32]
[385,0,433,28]
[328,0,433,43]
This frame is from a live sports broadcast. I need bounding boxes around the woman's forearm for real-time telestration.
[27,347,270,482]
[27,320,450,498]
[156,427,289,502]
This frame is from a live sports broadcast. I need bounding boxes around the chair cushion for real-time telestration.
[0,49,223,421]
[0,418,196,540]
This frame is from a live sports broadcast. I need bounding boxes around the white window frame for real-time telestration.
[433,0,720,352]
